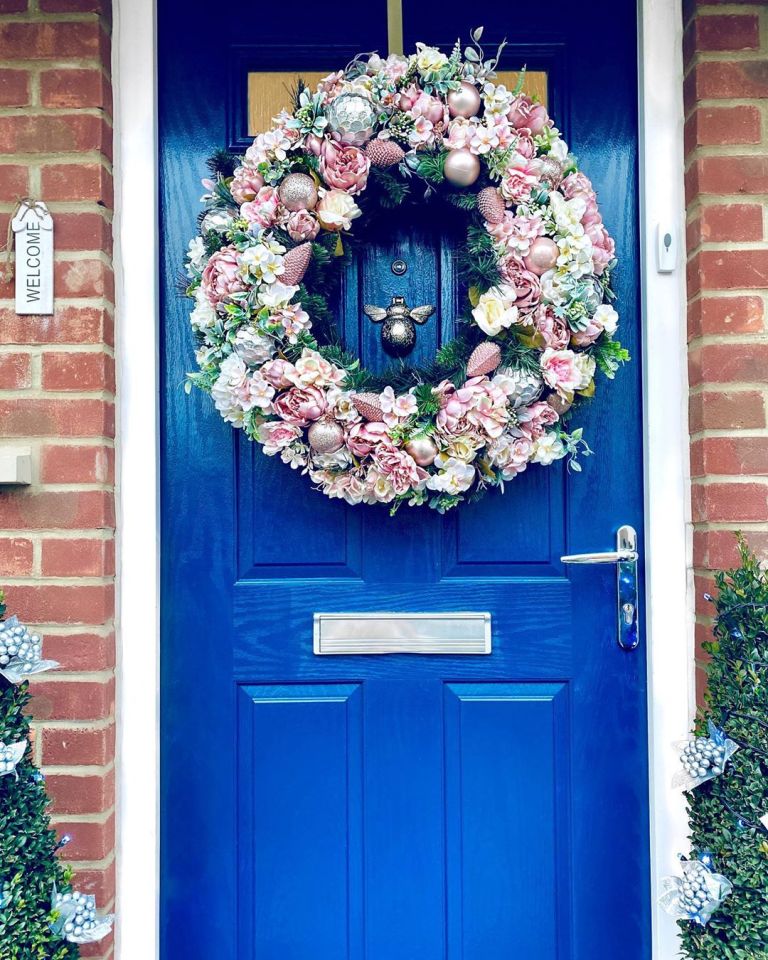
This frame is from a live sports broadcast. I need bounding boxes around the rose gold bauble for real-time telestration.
[405,436,438,467]
[307,419,344,454]
[278,173,318,212]
[524,237,559,276]
[447,81,482,119]
[443,148,481,187]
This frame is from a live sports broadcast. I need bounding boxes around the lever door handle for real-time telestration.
[560,525,640,651]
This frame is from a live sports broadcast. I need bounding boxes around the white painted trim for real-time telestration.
[112,0,160,959]
[112,2,692,957]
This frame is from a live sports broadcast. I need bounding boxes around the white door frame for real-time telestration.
[112,2,693,957]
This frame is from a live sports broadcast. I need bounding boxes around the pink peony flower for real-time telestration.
[398,83,422,111]
[284,210,320,242]
[498,257,542,313]
[371,442,427,494]
[517,401,559,440]
[272,385,327,426]
[534,305,570,349]
[259,420,302,455]
[230,165,264,204]
[346,420,389,457]
[514,133,536,159]
[201,245,244,305]
[507,95,535,129]
[411,92,445,124]
[487,434,534,479]
[560,172,594,201]
[500,155,540,204]
[540,348,582,397]
[587,222,615,275]
[260,359,296,390]
[320,140,370,195]
[241,186,280,229]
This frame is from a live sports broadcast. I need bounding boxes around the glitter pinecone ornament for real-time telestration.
[467,342,502,378]
[282,242,312,286]
[477,187,506,224]
[365,138,405,168]
[352,392,385,422]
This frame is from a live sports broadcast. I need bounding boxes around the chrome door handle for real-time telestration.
[560,525,640,651]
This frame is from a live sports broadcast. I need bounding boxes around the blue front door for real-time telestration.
[159,2,649,957]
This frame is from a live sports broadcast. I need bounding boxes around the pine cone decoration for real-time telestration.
[365,139,406,168]
[477,187,506,225]
[282,242,312,286]
[466,342,502,378]
[352,392,385,421]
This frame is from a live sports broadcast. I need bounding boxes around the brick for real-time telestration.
[690,342,768,384]
[0,22,105,61]
[0,164,29,196]
[41,164,113,206]
[685,106,761,152]
[0,537,33,576]
[694,14,760,52]
[689,391,765,431]
[56,813,115,862]
[54,259,115,301]
[41,723,114,766]
[40,69,111,111]
[0,489,114,529]
[47,770,115,816]
[694,528,768,570]
[692,60,768,100]
[40,0,111,11]
[68,860,116,908]
[700,203,763,243]
[0,352,31,389]
[0,114,109,155]
[0,69,30,108]
[0,0,27,10]
[31,679,114,724]
[695,156,768,196]
[688,296,764,339]
[0,399,114,437]
[54,212,112,254]
[0,306,113,346]
[8,583,114,625]
[42,352,114,392]
[692,437,768,477]
[691,481,768,522]
[41,444,113,484]
[42,538,114,577]
[696,249,768,291]
[42,630,115,671]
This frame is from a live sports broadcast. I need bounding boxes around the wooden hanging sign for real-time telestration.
[11,199,54,316]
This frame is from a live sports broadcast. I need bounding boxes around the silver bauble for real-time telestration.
[278,173,318,212]
[405,436,438,467]
[326,93,376,147]
[498,367,544,407]
[443,148,481,187]
[447,81,482,119]
[308,419,344,455]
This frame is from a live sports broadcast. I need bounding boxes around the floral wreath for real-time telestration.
[184,29,628,513]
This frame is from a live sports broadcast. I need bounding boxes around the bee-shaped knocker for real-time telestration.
[364,296,435,357]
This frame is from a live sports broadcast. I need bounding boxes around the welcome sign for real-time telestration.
[12,200,53,316]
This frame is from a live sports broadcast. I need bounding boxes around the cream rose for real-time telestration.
[415,43,448,73]
[471,285,520,336]
[316,189,362,232]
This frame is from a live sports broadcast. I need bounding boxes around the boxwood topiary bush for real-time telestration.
[680,537,768,959]
[0,590,78,960]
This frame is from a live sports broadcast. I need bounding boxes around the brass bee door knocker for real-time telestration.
[364,296,435,357]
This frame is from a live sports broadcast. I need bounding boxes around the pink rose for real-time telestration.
[371,442,427,494]
[411,92,445,124]
[517,401,559,440]
[320,140,370,195]
[514,133,536,159]
[587,222,615,276]
[284,210,320,242]
[259,420,302,455]
[346,420,389,457]
[201,245,244,305]
[240,186,279,228]
[305,134,324,156]
[507,95,534,128]
[534,305,570,349]
[500,155,540,204]
[570,319,602,348]
[398,83,422,111]
[318,71,344,102]
[488,434,534,479]
[499,257,542,313]
[260,359,296,389]
[230,164,264,204]
[560,172,594,201]
[540,348,581,397]
[526,103,550,136]
[272,385,327,426]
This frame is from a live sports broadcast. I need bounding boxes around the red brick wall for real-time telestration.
[0,0,114,956]
[684,1,768,701]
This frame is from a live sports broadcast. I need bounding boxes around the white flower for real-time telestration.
[368,471,396,503]
[234,327,274,365]
[379,386,417,425]
[190,287,217,333]
[531,433,566,465]
[316,189,362,232]
[415,43,448,74]
[539,269,565,305]
[408,116,435,149]
[426,455,476,494]
[201,210,233,234]
[258,282,299,308]
[186,237,207,276]
[549,138,569,162]
[557,233,593,277]
[281,444,309,470]
[573,353,596,390]
[288,348,346,388]
[549,191,586,236]
[469,123,499,155]
[239,243,285,284]
[327,388,362,423]
[471,285,520,336]
[593,303,619,336]
[482,82,513,118]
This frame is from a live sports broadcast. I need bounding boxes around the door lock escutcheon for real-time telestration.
[560,525,640,651]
